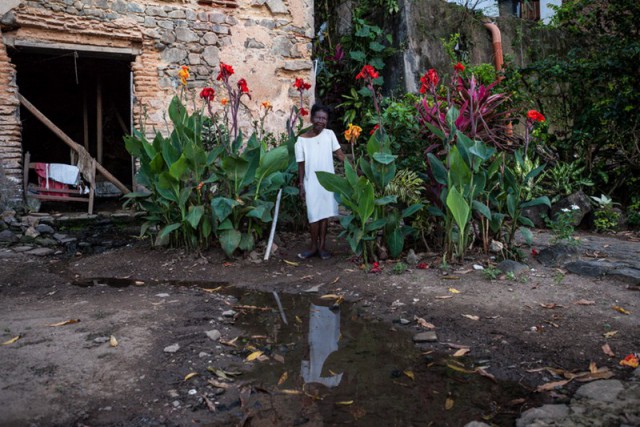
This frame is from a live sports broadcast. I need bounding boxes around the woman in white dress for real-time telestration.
[295,104,345,259]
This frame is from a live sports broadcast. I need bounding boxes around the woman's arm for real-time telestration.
[334,148,345,162]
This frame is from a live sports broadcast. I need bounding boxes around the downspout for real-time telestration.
[483,21,513,136]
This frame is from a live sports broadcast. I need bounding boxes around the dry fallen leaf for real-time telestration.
[320,294,341,300]
[448,288,461,294]
[220,337,238,347]
[246,351,263,361]
[403,370,415,380]
[446,363,476,374]
[462,314,480,321]
[207,379,229,389]
[283,259,300,267]
[295,316,303,324]
[612,305,631,315]
[602,343,615,357]
[540,303,563,309]
[48,319,80,327]
[184,372,199,381]
[273,354,285,364]
[453,348,471,357]
[202,394,216,412]
[278,371,288,386]
[435,295,453,300]
[536,379,571,392]
[603,331,618,338]
[201,286,223,293]
[589,361,598,374]
[335,400,354,406]
[574,299,595,305]
[280,389,302,395]
[330,276,340,285]
[445,396,455,410]
[414,316,436,329]
[109,335,118,347]
[2,335,20,345]
[476,368,497,383]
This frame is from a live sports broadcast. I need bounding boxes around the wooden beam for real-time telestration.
[83,88,89,150]
[96,77,103,164]
[18,94,130,195]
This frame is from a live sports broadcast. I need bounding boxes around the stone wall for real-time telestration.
[0,28,22,206]
[0,0,314,204]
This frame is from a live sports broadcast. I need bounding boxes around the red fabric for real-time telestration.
[33,163,70,197]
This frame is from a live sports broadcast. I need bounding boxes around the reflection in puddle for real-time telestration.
[301,304,342,388]
[235,290,542,426]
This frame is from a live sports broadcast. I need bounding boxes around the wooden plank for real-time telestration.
[18,94,130,195]
[96,77,103,164]
[28,187,84,195]
[28,195,90,203]
[23,151,30,195]
[83,88,89,150]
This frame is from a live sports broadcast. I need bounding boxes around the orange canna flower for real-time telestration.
[178,65,190,86]
[344,123,363,144]
[261,101,272,109]
[220,98,229,106]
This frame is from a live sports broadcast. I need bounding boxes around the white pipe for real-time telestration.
[263,188,283,261]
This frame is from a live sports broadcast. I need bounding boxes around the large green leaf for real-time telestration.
[375,195,397,205]
[446,186,470,231]
[472,200,492,220]
[246,204,273,222]
[221,156,249,186]
[158,223,181,240]
[316,171,352,199]
[186,205,205,229]
[219,229,241,257]
[428,153,447,185]
[372,152,397,165]
[239,232,255,251]
[211,197,239,222]
[521,196,551,208]
[386,228,404,258]
[402,203,423,218]
[357,179,375,223]
[255,145,288,187]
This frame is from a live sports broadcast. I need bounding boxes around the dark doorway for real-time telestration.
[9,48,133,189]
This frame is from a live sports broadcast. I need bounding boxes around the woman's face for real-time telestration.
[311,110,328,134]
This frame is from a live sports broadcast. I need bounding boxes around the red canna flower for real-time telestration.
[199,87,215,102]
[419,68,439,93]
[370,124,380,135]
[216,62,234,81]
[531,248,539,257]
[620,354,639,368]
[454,62,465,73]
[293,77,312,91]
[527,110,546,123]
[356,64,379,80]
[369,261,382,273]
[416,262,429,270]
[237,78,249,93]
[300,107,309,116]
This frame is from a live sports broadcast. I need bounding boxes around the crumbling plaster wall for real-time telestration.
[0,0,314,204]
[395,0,565,93]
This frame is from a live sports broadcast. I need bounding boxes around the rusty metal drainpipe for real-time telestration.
[484,21,513,136]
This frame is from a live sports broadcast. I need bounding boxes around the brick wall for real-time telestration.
[0,0,314,204]
[0,28,23,206]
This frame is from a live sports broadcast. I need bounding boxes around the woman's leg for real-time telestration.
[318,219,328,251]
[309,221,320,252]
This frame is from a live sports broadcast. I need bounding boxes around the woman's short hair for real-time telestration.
[311,103,332,118]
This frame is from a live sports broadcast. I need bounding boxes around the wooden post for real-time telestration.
[83,88,89,151]
[96,77,103,164]
[18,94,130,195]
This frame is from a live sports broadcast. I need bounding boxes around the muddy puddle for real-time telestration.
[72,278,540,425]
[227,289,540,426]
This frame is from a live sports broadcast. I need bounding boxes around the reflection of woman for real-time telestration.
[295,104,345,260]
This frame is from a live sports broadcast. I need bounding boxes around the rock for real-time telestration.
[175,27,198,43]
[25,226,40,239]
[11,245,33,252]
[609,266,640,285]
[202,32,219,45]
[521,204,550,228]
[406,249,418,266]
[516,404,569,427]
[634,367,640,379]
[551,191,591,226]
[202,46,220,66]
[473,264,484,270]
[464,422,491,427]
[266,0,288,14]
[172,400,180,408]
[497,260,529,275]
[161,47,187,63]
[0,229,18,243]
[574,379,624,403]
[199,352,210,358]
[565,260,611,277]
[536,244,578,267]
[489,240,504,253]
[167,389,180,398]
[164,344,180,353]
[303,284,323,293]
[205,330,221,341]
[35,224,55,235]
[26,248,54,256]
[222,310,237,318]
[155,293,170,298]
[93,336,110,343]
[413,331,437,343]
[399,318,410,325]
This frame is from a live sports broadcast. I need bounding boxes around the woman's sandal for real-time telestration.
[297,250,317,260]
[319,250,332,260]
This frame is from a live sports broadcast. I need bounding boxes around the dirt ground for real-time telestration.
[1,218,639,426]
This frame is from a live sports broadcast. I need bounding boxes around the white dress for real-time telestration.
[294,129,341,223]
